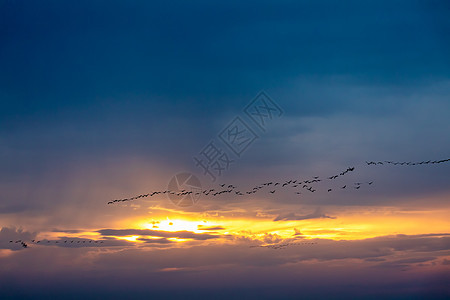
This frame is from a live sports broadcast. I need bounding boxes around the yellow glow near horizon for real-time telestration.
[141,219,207,233]
[120,205,450,243]
[116,235,142,242]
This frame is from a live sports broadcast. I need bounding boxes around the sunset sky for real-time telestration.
[1,1,449,299]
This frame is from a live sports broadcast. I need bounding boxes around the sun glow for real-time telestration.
[116,235,141,242]
[141,219,210,233]
[121,204,450,245]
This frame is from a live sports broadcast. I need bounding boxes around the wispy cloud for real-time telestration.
[273,208,336,221]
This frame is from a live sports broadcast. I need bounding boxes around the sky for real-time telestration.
[1,0,449,299]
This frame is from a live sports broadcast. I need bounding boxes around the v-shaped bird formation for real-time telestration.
[7,239,105,248]
[365,158,450,166]
[108,157,449,205]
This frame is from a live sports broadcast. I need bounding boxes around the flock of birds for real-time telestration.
[107,158,449,205]
[5,239,317,251]
[6,157,447,252]
[8,239,104,248]
[107,165,368,204]
[365,158,450,166]
[5,158,448,251]
[8,240,28,248]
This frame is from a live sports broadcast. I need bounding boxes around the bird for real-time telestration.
[108,157,450,205]
[328,189,332,192]
[269,190,276,194]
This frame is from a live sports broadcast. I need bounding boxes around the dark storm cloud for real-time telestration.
[2,1,449,102]
[1,0,449,128]
[0,0,449,213]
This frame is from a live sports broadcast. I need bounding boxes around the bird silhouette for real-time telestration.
[108,157,449,204]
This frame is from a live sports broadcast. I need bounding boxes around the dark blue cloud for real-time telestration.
[0,1,449,212]
[1,0,449,122]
